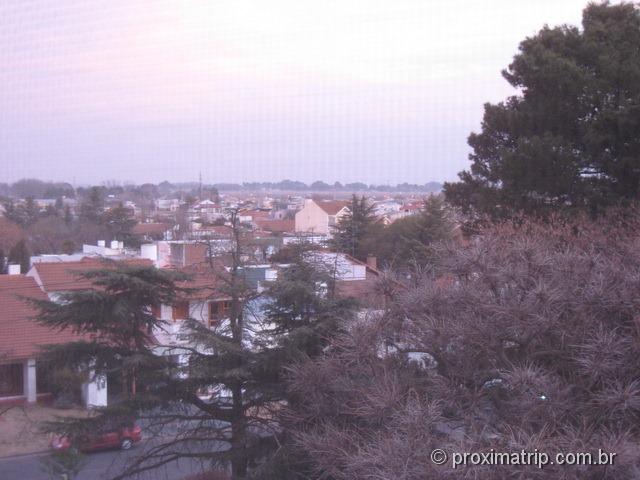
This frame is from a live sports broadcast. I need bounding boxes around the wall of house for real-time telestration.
[160,304,173,320]
[295,199,329,234]
[189,301,209,324]
[308,252,367,280]
[82,373,107,408]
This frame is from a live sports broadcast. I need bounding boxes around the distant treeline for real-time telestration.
[210,180,443,192]
[0,179,442,199]
[0,179,76,199]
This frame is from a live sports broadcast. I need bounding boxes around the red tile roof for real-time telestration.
[171,263,231,301]
[317,200,349,215]
[238,209,271,219]
[254,219,295,234]
[183,244,210,268]
[334,270,389,309]
[132,222,172,236]
[31,257,153,292]
[0,275,83,361]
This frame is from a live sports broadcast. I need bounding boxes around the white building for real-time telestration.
[294,199,350,235]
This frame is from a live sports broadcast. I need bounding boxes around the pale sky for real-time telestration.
[1,0,589,185]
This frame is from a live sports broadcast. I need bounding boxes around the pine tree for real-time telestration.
[33,260,190,397]
[8,239,30,274]
[35,212,355,480]
[445,2,640,219]
[79,186,104,223]
[252,245,357,479]
[101,203,138,245]
[371,196,454,273]
[330,195,378,260]
[63,204,73,226]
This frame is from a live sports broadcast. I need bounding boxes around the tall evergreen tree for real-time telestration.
[63,204,73,226]
[445,2,640,219]
[34,261,190,397]
[330,195,378,260]
[372,195,455,272]
[79,186,104,223]
[35,213,354,480]
[101,203,138,245]
[8,239,30,273]
[24,196,40,226]
[253,245,356,479]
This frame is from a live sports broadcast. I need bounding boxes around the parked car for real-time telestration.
[50,423,142,453]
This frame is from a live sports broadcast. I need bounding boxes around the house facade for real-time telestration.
[0,271,91,406]
[294,199,350,235]
[24,257,154,407]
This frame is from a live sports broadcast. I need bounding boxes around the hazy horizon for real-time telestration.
[2,0,588,185]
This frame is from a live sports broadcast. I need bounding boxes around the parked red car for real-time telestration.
[51,423,142,453]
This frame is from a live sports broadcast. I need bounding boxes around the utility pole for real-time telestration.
[199,171,203,200]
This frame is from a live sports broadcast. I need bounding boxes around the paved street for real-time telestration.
[0,442,211,480]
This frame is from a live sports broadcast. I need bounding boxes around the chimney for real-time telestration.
[97,240,106,247]
[366,255,377,270]
[8,264,21,275]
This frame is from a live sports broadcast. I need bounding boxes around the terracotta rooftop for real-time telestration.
[30,257,153,292]
[317,200,350,215]
[132,222,172,236]
[171,263,231,301]
[0,275,83,361]
[238,209,271,219]
[334,270,387,309]
[254,219,295,234]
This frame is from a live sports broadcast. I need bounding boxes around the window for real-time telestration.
[172,302,189,321]
[209,301,230,326]
[0,364,23,397]
[150,304,161,318]
[36,361,54,394]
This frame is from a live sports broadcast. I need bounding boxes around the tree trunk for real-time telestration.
[230,384,247,478]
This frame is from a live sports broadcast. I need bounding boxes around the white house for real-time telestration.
[294,199,350,235]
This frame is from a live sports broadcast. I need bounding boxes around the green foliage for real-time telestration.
[63,205,73,226]
[263,247,355,356]
[35,263,189,349]
[445,2,640,219]
[62,240,75,255]
[8,239,30,273]
[79,186,104,223]
[40,449,86,480]
[47,366,86,397]
[32,263,191,404]
[372,196,455,271]
[32,226,354,479]
[329,195,380,260]
[101,203,138,245]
